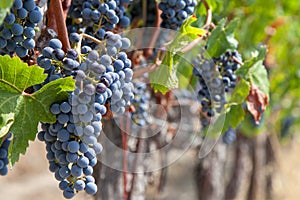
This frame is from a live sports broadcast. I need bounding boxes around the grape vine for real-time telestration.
[0,0,270,199]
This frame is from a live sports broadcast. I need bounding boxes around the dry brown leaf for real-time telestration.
[247,84,269,124]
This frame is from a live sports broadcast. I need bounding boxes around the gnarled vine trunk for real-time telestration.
[195,132,277,200]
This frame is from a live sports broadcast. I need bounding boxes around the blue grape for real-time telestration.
[0,135,11,176]
[16,46,28,57]
[4,13,15,24]
[0,37,7,48]
[24,0,36,11]
[29,9,42,23]
[222,127,237,144]
[1,29,12,40]
[63,187,75,199]
[71,164,83,177]
[13,0,23,9]
[0,166,8,176]
[67,141,80,153]
[57,129,70,142]
[66,153,78,163]
[60,102,72,113]
[50,103,60,115]
[69,33,80,44]
[99,55,112,66]
[85,175,95,183]
[57,113,69,124]
[85,182,97,195]
[83,125,94,136]
[49,39,62,49]
[120,16,130,28]
[23,38,35,49]
[17,8,28,19]
[59,180,69,190]
[74,180,85,191]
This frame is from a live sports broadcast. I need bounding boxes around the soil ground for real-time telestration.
[0,138,300,200]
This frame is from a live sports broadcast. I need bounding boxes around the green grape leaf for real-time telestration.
[206,18,239,58]
[176,49,199,89]
[236,45,269,124]
[0,0,13,9]
[150,16,207,94]
[0,113,14,138]
[224,104,245,130]
[236,45,267,80]
[203,104,245,137]
[229,79,250,105]
[0,55,75,165]
[0,8,9,27]
[248,60,269,98]
[169,16,207,52]
[150,52,178,94]
[0,0,13,25]
[236,45,269,97]
[180,16,207,37]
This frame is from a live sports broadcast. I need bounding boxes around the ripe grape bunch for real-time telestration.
[192,50,242,124]
[0,134,12,176]
[159,0,197,30]
[36,25,133,197]
[35,38,80,90]
[131,81,151,126]
[222,126,237,144]
[67,0,131,39]
[38,101,98,199]
[0,0,42,57]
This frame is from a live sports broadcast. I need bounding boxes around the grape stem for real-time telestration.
[81,33,103,45]
[132,60,162,79]
[181,35,205,53]
[75,33,103,63]
[144,2,163,59]
[201,0,212,29]
[232,56,244,65]
[119,116,128,199]
[50,0,71,51]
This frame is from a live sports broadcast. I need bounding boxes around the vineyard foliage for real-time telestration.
[209,0,300,138]
[3,0,296,198]
[0,0,270,167]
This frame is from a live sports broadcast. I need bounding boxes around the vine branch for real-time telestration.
[119,116,128,200]
[132,60,161,79]
[144,2,163,59]
[49,0,70,51]
[201,0,212,29]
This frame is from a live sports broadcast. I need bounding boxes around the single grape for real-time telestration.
[67,141,80,153]
[85,182,97,195]
[74,179,85,191]
[29,9,43,23]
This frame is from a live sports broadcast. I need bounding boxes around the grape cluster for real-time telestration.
[129,0,157,27]
[38,101,99,199]
[0,0,42,57]
[158,0,197,30]
[35,39,80,90]
[67,0,131,37]
[193,59,225,117]
[72,32,134,115]
[215,50,242,92]
[130,81,150,126]
[0,134,12,176]
[36,31,133,197]
[192,50,242,124]
[222,127,236,144]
